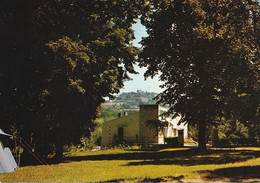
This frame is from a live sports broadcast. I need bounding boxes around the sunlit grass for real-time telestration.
[64,148,133,157]
[159,147,190,152]
[0,147,260,182]
[234,147,260,151]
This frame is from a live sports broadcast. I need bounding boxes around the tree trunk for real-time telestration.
[54,141,64,162]
[198,118,206,150]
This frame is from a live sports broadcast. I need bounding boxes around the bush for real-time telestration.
[165,137,179,147]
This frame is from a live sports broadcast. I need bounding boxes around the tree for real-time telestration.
[140,0,258,149]
[230,0,260,143]
[0,0,146,161]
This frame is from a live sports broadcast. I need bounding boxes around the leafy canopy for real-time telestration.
[0,0,147,159]
[140,0,259,148]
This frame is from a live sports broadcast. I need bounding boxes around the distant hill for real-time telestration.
[100,91,159,123]
[104,90,158,109]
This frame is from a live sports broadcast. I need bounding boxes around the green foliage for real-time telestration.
[140,0,259,149]
[218,119,249,141]
[188,124,199,142]
[188,124,212,142]
[189,117,258,146]
[216,117,259,146]
[100,105,123,121]
[0,0,146,160]
[79,105,123,148]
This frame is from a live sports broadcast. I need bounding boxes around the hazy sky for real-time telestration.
[119,20,164,94]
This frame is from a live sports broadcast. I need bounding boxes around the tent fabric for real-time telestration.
[0,128,18,173]
[0,129,12,137]
[0,143,18,173]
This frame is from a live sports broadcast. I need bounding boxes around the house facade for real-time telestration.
[101,105,188,148]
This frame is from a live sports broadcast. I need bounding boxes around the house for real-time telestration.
[101,105,188,148]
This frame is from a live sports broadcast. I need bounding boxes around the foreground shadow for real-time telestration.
[64,149,195,162]
[199,165,260,182]
[104,175,184,182]
[63,148,260,167]
[126,149,260,166]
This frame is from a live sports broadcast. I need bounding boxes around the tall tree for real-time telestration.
[0,0,146,160]
[140,0,259,149]
[235,0,260,143]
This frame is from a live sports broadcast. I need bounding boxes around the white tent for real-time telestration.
[0,129,12,137]
[0,129,18,173]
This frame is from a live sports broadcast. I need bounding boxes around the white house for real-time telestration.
[101,105,188,148]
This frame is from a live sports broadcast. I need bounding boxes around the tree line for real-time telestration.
[0,0,259,162]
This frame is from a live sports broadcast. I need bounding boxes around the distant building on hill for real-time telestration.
[101,105,188,148]
[136,90,144,93]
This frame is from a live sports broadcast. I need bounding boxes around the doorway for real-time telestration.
[118,127,124,144]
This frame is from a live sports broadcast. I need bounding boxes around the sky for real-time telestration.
[119,20,164,94]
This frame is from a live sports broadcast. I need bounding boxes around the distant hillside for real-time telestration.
[104,90,158,109]
[100,91,159,124]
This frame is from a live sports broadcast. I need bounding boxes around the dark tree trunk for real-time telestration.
[198,118,206,150]
[54,141,64,162]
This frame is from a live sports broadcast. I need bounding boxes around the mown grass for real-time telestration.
[0,147,260,182]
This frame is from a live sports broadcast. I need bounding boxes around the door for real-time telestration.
[118,127,124,144]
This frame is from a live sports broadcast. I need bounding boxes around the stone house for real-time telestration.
[101,105,188,148]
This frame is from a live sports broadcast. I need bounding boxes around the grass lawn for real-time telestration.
[0,147,260,182]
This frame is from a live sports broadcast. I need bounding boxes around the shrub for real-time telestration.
[164,137,179,147]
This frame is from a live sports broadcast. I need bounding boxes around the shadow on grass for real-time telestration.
[63,148,260,167]
[103,175,184,182]
[125,149,260,166]
[63,149,195,162]
[199,165,260,182]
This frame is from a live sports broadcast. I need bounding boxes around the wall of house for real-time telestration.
[158,106,188,140]
[166,116,188,138]
[101,104,189,148]
[139,105,159,144]
[101,112,140,148]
